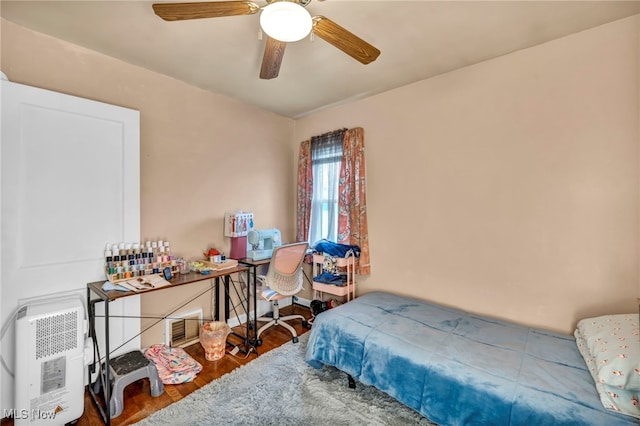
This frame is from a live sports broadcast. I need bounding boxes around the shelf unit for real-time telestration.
[312,253,357,302]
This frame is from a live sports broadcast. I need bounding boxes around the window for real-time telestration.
[309,139,342,245]
[297,127,370,275]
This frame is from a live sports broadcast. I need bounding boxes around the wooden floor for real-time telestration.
[2,305,312,426]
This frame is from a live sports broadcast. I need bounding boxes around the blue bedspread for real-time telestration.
[305,292,638,425]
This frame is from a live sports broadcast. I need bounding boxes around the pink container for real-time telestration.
[229,236,247,260]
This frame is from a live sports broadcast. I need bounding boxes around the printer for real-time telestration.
[247,228,282,261]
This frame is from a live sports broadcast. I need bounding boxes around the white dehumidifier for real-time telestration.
[14,297,89,425]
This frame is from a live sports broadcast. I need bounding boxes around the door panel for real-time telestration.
[1,79,140,411]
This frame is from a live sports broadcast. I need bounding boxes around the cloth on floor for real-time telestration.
[144,344,202,384]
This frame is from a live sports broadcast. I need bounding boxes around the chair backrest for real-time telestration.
[263,242,309,296]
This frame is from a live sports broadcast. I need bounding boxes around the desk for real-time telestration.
[87,266,249,425]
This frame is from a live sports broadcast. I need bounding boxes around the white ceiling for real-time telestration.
[2,1,639,118]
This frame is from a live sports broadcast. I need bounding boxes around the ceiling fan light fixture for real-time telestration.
[260,1,312,42]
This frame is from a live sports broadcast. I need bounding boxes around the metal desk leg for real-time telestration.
[87,289,100,421]
[87,289,111,425]
[223,274,249,352]
[214,276,220,321]
[247,267,254,345]
[224,275,230,322]
[104,298,111,426]
[253,266,259,346]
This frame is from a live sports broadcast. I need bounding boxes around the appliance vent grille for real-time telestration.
[35,311,78,359]
[168,311,202,347]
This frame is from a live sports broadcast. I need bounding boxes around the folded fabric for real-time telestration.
[313,239,360,258]
[320,253,342,275]
[313,272,347,285]
[144,344,202,384]
[102,281,130,292]
[261,287,280,301]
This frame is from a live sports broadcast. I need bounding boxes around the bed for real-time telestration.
[305,291,639,425]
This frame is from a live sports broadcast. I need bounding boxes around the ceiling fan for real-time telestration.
[152,0,381,79]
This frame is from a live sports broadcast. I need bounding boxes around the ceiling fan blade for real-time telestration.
[312,16,380,65]
[260,36,286,80]
[152,1,259,21]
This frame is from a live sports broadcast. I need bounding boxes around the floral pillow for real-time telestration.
[576,314,640,391]
[575,326,640,419]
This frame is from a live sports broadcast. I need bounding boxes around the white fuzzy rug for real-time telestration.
[134,333,435,425]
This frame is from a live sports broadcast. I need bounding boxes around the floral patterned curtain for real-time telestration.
[338,128,370,275]
[296,139,312,243]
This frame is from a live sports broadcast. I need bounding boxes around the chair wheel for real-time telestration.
[292,336,299,343]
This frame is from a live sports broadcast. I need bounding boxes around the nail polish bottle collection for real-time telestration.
[105,240,177,282]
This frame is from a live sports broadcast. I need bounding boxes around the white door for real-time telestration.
[0,79,141,412]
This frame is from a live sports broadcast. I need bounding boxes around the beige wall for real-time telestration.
[294,16,640,333]
[2,15,639,338]
[1,19,295,345]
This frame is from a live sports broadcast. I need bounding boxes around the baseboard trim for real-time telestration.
[294,296,312,307]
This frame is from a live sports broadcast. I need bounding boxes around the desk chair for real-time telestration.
[255,242,309,344]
